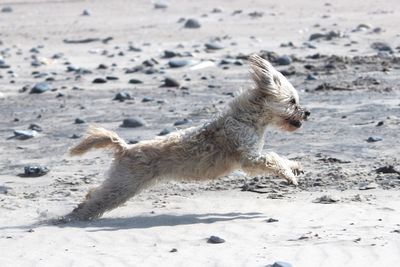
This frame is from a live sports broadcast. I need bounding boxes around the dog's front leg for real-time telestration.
[240,152,299,185]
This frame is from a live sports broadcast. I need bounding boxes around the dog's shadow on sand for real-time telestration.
[58,212,266,232]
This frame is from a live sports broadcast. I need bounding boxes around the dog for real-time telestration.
[64,54,310,221]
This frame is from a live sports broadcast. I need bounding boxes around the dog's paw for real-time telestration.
[290,161,303,176]
[279,170,298,186]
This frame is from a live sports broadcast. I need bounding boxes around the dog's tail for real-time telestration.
[69,125,128,156]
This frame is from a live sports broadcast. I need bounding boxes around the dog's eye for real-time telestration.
[290,98,296,105]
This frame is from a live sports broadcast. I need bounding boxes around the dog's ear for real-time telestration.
[249,54,281,94]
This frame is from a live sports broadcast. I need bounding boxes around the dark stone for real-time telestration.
[366,136,382,142]
[154,2,168,9]
[266,218,279,223]
[312,195,340,204]
[309,33,326,41]
[92,78,107,84]
[184,19,201,29]
[21,165,50,177]
[164,77,180,87]
[207,236,225,244]
[371,42,393,53]
[163,50,178,58]
[28,124,42,132]
[30,82,52,94]
[81,9,91,16]
[129,79,143,84]
[306,74,318,81]
[106,76,119,80]
[1,6,13,13]
[121,118,145,128]
[169,248,178,253]
[173,118,191,126]
[13,130,38,140]
[114,92,132,102]
[142,97,154,102]
[158,127,174,136]
[276,55,292,66]
[271,261,293,267]
[168,59,191,68]
[205,42,224,50]
[375,165,400,174]
[97,64,108,69]
[74,118,85,124]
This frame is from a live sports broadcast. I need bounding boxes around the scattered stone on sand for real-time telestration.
[162,50,179,58]
[106,76,119,80]
[318,157,351,164]
[113,92,132,102]
[168,59,192,68]
[129,78,143,84]
[184,18,201,29]
[81,9,91,16]
[0,185,11,194]
[1,6,13,13]
[371,42,393,53]
[13,130,38,140]
[207,235,225,244]
[248,11,264,18]
[64,37,113,44]
[315,83,351,91]
[276,55,292,66]
[92,77,107,84]
[353,23,371,32]
[154,1,168,9]
[74,118,85,124]
[366,136,383,142]
[266,218,279,223]
[205,42,224,50]
[211,7,223,13]
[121,118,146,128]
[375,165,400,174]
[173,118,191,126]
[306,74,318,80]
[169,248,178,253]
[20,165,50,177]
[142,97,154,102]
[313,195,340,204]
[70,134,82,139]
[158,127,174,136]
[28,124,42,132]
[30,82,52,94]
[309,30,343,41]
[359,182,379,190]
[163,77,180,87]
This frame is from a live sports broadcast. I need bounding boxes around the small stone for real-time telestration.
[98,64,108,69]
[74,118,85,124]
[22,165,50,177]
[70,134,82,139]
[366,136,383,142]
[371,42,393,53]
[211,7,223,13]
[163,77,180,87]
[168,59,191,68]
[154,1,168,9]
[173,118,191,126]
[81,9,91,16]
[1,6,13,13]
[355,23,371,31]
[359,182,379,190]
[13,130,38,140]
[266,218,279,223]
[129,79,143,84]
[184,19,201,29]
[207,235,225,244]
[205,42,224,50]
[30,82,52,94]
[163,50,178,58]
[92,78,107,84]
[271,261,293,267]
[276,55,292,66]
[375,165,399,174]
[106,76,119,80]
[121,118,145,128]
[376,121,384,126]
[158,127,174,136]
[306,74,317,81]
[142,97,154,102]
[312,195,340,204]
[114,92,132,102]
[309,33,326,41]
[28,124,42,132]
[169,248,178,253]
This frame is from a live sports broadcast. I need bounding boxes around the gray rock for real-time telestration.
[184,19,201,29]
[158,127,175,136]
[276,55,292,65]
[266,218,279,223]
[359,182,379,190]
[309,33,326,41]
[106,76,119,80]
[21,165,49,177]
[13,130,38,140]
[205,42,224,50]
[173,118,191,126]
[1,6,13,13]
[129,78,143,84]
[271,261,293,267]
[114,92,132,102]
[92,77,107,84]
[168,59,191,68]
[30,82,52,94]
[366,136,382,142]
[121,118,146,128]
[371,42,393,53]
[163,50,178,58]
[306,74,318,80]
[28,124,42,132]
[312,195,340,204]
[207,235,225,244]
[142,97,154,102]
[74,118,85,124]
[164,77,180,87]
[81,9,91,16]
[154,1,168,9]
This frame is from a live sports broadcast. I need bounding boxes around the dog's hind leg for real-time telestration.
[64,163,156,221]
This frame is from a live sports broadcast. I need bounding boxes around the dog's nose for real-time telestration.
[304,110,311,118]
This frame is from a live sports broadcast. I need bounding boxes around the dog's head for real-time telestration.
[249,54,310,131]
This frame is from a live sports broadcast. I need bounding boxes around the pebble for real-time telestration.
[121,118,145,128]
[163,77,180,87]
[92,78,107,84]
[359,182,379,190]
[106,76,119,80]
[211,7,223,13]
[205,42,224,50]
[1,6,13,13]
[28,124,42,132]
[169,248,178,253]
[266,218,279,223]
[173,118,191,126]
[30,82,52,94]
[114,92,132,102]
[74,118,85,124]
[312,195,340,204]
[276,55,292,66]
[375,165,399,174]
[168,59,192,68]
[81,9,91,16]
[207,235,225,244]
[142,97,154,102]
[306,74,318,80]
[184,19,201,29]
[22,165,49,177]
[371,42,393,53]
[13,130,38,140]
[163,50,178,58]
[366,136,382,142]
[354,23,371,31]
[129,78,143,84]
[154,1,168,9]
[158,127,174,136]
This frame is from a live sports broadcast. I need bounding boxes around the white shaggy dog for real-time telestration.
[64,54,310,221]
